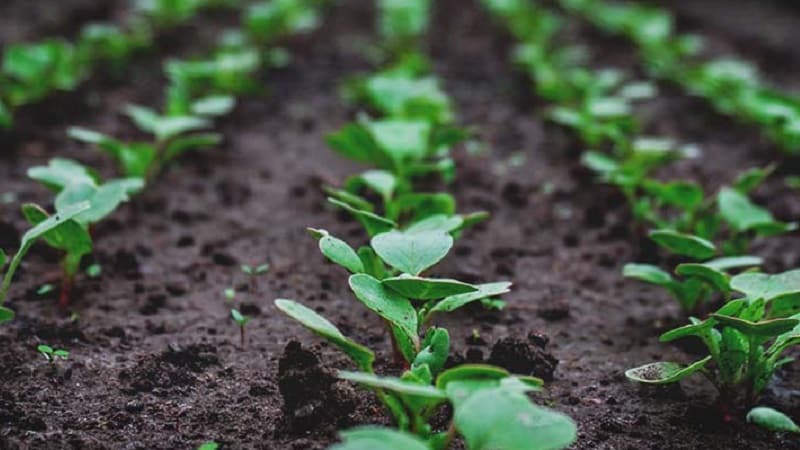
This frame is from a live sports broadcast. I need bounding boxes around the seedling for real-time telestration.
[240,263,269,292]
[275,300,576,449]
[224,287,236,302]
[626,269,800,413]
[244,0,320,45]
[231,309,251,348]
[37,344,69,363]
[37,284,54,296]
[86,264,102,278]
[68,104,220,180]
[78,23,150,74]
[377,0,431,56]
[197,442,219,450]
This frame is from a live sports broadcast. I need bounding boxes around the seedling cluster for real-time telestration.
[0,1,322,317]
[274,1,577,449]
[558,0,800,153]
[482,0,800,433]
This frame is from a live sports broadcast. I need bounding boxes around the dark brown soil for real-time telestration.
[1,0,799,449]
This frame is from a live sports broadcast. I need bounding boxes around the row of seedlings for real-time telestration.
[0,0,245,130]
[481,0,800,430]
[557,0,800,154]
[274,1,578,449]
[0,0,324,323]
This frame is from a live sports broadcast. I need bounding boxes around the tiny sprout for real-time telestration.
[197,442,219,450]
[224,287,236,302]
[37,284,54,295]
[86,264,102,278]
[231,309,251,348]
[240,263,269,292]
[37,344,69,363]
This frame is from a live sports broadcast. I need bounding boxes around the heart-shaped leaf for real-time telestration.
[371,229,452,275]
[731,269,800,302]
[27,158,98,191]
[382,274,476,300]
[274,299,374,371]
[454,386,577,450]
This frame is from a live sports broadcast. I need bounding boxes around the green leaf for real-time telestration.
[734,166,773,194]
[623,263,673,286]
[308,228,365,274]
[405,214,463,234]
[649,229,716,259]
[428,281,512,315]
[642,180,704,210]
[366,119,431,163]
[125,104,210,142]
[338,371,446,400]
[330,427,431,450]
[191,96,235,117]
[371,229,453,275]
[346,170,398,200]
[328,198,397,237]
[27,158,98,191]
[55,179,143,225]
[660,319,714,342]
[625,356,712,384]
[163,133,221,161]
[231,309,250,326]
[413,327,450,375]
[747,407,800,434]
[454,386,577,450]
[275,299,374,371]
[711,314,799,337]
[382,274,476,300]
[21,204,92,257]
[68,127,156,178]
[731,269,800,302]
[348,274,418,342]
[436,364,510,390]
[718,187,793,234]
[0,306,14,322]
[326,123,392,169]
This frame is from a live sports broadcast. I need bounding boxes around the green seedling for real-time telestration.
[224,287,236,302]
[295,221,508,365]
[197,442,219,450]
[231,309,251,348]
[327,116,466,185]
[244,0,320,44]
[134,0,207,28]
[68,104,220,179]
[1,39,86,108]
[240,263,269,292]
[627,269,800,413]
[0,202,90,321]
[276,299,576,449]
[78,23,150,74]
[86,264,102,278]
[37,344,69,363]
[21,204,93,309]
[377,0,431,56]
[37,284,54,296]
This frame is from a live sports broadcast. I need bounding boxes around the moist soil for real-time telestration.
[1,0,800,449]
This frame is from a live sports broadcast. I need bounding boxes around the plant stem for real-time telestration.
[240,326,245,348]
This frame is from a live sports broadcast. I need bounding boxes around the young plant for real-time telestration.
[231,308,251,348]
[627,269,800,414]
[0,201,90,322]
[68,104,220,179]
[300,218,508,365]
[244,0,320,45]
[240,263,269,292]
[377,0,431,56]
[275,300,576,449]
[77,23,150,75]
[37,344,69,363]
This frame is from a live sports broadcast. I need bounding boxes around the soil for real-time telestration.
[1,0,800,449]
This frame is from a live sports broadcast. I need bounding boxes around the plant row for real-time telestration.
[0,0,250,130]
[0,0,323,322]
[558,0,800,154]
[272,1,578,449]
[481,0,800,432]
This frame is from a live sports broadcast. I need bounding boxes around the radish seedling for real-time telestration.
[0,201,90,322]
[37,344,69,363]
[377,0,431,56]
[231,308,251,348]
[275,300,576,449]
[627,269,800,412]
[244,0,320,44]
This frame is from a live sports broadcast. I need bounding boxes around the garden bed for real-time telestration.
[1,0,799,449]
